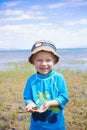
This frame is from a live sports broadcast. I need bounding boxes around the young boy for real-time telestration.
[23,40,69,130]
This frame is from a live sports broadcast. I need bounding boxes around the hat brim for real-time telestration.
[29,46,60,64]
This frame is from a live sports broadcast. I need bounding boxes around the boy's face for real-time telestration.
[32,51,56,75]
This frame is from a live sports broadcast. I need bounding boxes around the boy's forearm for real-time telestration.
[49,100,59,107]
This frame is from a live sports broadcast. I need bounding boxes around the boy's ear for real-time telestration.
[53,57,57,64]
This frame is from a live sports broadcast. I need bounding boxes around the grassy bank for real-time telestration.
[0,62,87,130]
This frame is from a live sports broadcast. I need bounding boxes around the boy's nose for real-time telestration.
[41,61,47,65]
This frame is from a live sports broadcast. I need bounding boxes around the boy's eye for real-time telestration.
[36,59,51,61]
[36,59,42,62]
[36,59,52,62]
[46,59,51,62]
[36,59,42,61]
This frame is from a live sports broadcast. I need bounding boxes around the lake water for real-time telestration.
[0,48,87,72]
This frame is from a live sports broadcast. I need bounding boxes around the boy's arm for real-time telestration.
[55,75,69,109]
[23,78,33,105]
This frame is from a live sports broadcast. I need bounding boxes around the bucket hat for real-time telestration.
[28,40,60,64]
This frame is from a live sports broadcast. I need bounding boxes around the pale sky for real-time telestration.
[0,0,87,49]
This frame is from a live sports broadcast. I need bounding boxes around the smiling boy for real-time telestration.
[23,40,69,130]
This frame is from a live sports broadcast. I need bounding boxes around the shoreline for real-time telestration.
[0,61,87,72]
[0,48,87,72]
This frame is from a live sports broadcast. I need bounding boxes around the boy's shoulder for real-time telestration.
[53,71,66,82]
[54,71,64,78]
[28,73,36,79]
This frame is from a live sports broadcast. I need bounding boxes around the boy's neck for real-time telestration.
[37,70,53,75]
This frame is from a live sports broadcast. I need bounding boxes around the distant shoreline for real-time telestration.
[0,47,87,52]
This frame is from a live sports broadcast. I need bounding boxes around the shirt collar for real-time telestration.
[36,70,55,79]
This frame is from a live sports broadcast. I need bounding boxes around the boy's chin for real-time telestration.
[40,71,50,75]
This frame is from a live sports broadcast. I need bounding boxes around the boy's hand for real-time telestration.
[25,102,49,113]
[35,102,50,113]
[34,100,58,113]
[25,100,58,113]
[25,102,37,113]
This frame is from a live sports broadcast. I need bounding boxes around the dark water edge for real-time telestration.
[0,48,87,72]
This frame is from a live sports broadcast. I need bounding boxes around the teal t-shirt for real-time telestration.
[23,70,68,130]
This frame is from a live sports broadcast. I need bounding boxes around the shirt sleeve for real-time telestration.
[55,73,69,109]
[23,78,33,105]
